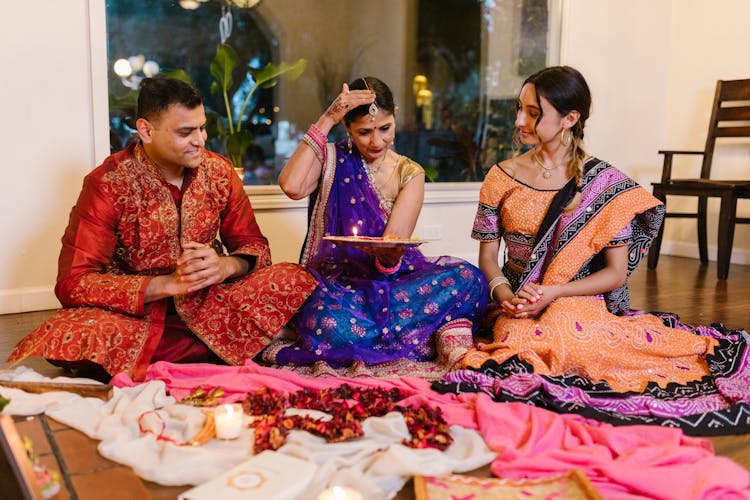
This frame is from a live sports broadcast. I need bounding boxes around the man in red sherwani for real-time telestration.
[8,76,317,381]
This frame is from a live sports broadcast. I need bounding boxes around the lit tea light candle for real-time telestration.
[352,226,359,238]
[317,485,364,500]
[214,403,243,440]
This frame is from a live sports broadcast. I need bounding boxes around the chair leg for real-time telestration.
[716,193,737,280]
[697,196,708,262]
[648,189,667,269]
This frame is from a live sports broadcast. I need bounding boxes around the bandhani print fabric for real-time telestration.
[433,158,750,435]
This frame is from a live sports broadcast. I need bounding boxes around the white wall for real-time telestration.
[562,0,750,262]
[0,1,99,313]
[1,0,749,314]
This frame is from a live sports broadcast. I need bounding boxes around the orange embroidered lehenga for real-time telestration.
[463,160,715,393]
[436,158,750,435]
[8,143,316,380]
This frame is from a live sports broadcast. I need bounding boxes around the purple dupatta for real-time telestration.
[301,141,426,279]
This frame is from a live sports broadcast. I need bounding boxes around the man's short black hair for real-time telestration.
[136,75,203,122]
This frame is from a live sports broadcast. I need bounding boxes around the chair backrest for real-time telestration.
[701,78,750,179]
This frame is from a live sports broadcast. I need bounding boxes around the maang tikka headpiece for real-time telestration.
[362,77,379,121]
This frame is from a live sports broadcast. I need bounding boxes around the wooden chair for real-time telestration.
[648,78,750,279]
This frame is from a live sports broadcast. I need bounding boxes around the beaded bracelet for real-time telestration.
[376,256,402,275]
[488,275,510,301]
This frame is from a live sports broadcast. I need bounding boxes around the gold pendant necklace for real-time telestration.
[532,150,557,179]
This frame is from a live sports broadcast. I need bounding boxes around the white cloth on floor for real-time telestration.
[0,367,495,498]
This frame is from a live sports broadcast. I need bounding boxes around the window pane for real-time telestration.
[105,0,555,185]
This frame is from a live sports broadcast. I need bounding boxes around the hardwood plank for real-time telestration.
[628,256,749,329]
[0,381,113,400]
[0,309,63,378]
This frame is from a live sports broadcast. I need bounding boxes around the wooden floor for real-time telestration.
[1,255,749,496]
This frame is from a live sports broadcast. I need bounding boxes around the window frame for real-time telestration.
[89,0,563,203]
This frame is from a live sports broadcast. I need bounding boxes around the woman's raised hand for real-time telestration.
[324,83,375,123]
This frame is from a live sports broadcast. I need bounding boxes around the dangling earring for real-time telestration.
[346,131,353,154]
[560,127,573,147]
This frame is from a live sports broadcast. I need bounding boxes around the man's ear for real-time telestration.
[136,118,154,144]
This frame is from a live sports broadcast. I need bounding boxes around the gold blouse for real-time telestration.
[371,155,424,213]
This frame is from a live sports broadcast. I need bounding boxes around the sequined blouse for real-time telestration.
[369,155,424,212]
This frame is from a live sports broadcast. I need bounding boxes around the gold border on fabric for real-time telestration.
[301,143,337,266]
[263,318,474,380]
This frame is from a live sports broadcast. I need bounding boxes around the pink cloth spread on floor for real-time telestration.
[112,362,750,500]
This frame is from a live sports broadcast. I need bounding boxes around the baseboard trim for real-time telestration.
[0,287,60,315]
[659,241,749,266]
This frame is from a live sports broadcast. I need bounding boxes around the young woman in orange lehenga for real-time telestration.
[436,66,750,435]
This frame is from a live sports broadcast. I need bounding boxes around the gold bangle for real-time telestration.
[488,276,510,301]
[302,133,323,163]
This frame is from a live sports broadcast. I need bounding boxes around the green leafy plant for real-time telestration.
[209,44,306,169]
[106,46,306,174]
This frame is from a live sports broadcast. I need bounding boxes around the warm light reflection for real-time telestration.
[127,54,145,72]
[230,0,261,7]
[317,485,364,500]
[142,61,159,77]
[113,58,132,78]
[416,89,433,107]
[179,0,200,10]
[113,55,160,89]
[412,74,428,96]
[416,89,434,130]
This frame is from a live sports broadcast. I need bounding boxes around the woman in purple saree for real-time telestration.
[264,77,487,378]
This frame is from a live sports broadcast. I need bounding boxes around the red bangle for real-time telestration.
[376,257,402,274]
[307,124,327,147]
